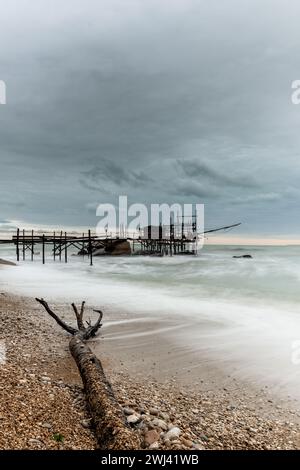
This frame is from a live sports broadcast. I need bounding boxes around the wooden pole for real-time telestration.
[89,229,93,266]
[16,228,20,262]
[53,231,56,261]
[65,232,67,263]
[82,232,85,259]
[59,231,62,261]
[42,234,45,264]
[170,217,173,257]
[31,230,34,261]
[22,229,25,260]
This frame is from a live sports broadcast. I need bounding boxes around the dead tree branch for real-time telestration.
[35,298,77,335]
[35,298,102,340]
[35,298,140,449]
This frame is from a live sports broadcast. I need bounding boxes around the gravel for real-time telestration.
[2,293,300,450]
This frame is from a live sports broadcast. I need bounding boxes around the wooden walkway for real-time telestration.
[0,223,241,264]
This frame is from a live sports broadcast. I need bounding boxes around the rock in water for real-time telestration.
[109,240,131,256]
[233,254,252,259]
[0,258,16,266]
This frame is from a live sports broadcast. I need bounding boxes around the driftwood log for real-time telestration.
[35,298,140,450]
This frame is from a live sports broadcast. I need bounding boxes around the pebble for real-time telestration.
[181,438,193,448]
[123,407,135,416]
[193,443,205,450]
[149,441,160,449]
[81,419,91,428]
[144,429,160,446]
[149,408,159,416]
[41,376,51,382]
[28,438,43,446]
[151,418,168,431]
[164,427,181,441]
[159,412,170,421]
[127,414,141,425]
[41,422,52,429]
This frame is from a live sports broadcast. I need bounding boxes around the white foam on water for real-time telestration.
[1,245,300,399]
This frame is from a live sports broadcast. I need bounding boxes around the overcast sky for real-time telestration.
[1,0,300,240]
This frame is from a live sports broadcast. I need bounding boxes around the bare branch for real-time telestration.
[83,310,103,340]
[80,301,85,321]
[36,298,77,335]
[72,302,85,331]
[35,298,103,340]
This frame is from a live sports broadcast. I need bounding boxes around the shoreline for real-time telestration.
[1,291,300,449]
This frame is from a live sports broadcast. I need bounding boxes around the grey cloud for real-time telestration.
[231,192,281,205]
[174,179,220,199]
[1,1,300,235]
[80,160,152,192]
[176,158,259,189]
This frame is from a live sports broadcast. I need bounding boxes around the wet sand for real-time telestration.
[93,308,300,421]
[1,291,300,449]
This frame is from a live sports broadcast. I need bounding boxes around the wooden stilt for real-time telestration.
[42,234,45,264]
[53,231,56,261]
[89,229,93,266]
[59,231,62,261]
[31,229,34,261]
[65,232,67,263]
[23,229,25,260]
[16,228,20,262]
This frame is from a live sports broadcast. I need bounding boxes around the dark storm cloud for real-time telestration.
[1,0,300,235]
[80,160,152,192]
[176,158,259,189]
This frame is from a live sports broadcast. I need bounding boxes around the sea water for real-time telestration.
[1,243,300,399]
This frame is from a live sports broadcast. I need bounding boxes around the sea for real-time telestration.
[1,243,300,400]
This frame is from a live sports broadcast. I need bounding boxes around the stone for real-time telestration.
[127,414,141,425]
[41,376,51,382]
[181,438,193,448]
[164,427,181,441]
[144,429,160,446]
[41,422,52,429]
[0,259,16,266]
[152,418,168,431]
[123,407,135,416]
[226,405,236,411]
[149,442,159,450]
[159,411,170,421]
[28,438,43,446]
[193,443,205,450]
[149,408,159,416]
[81,419,91,428]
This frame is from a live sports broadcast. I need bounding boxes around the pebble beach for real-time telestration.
[1,291,300,450]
